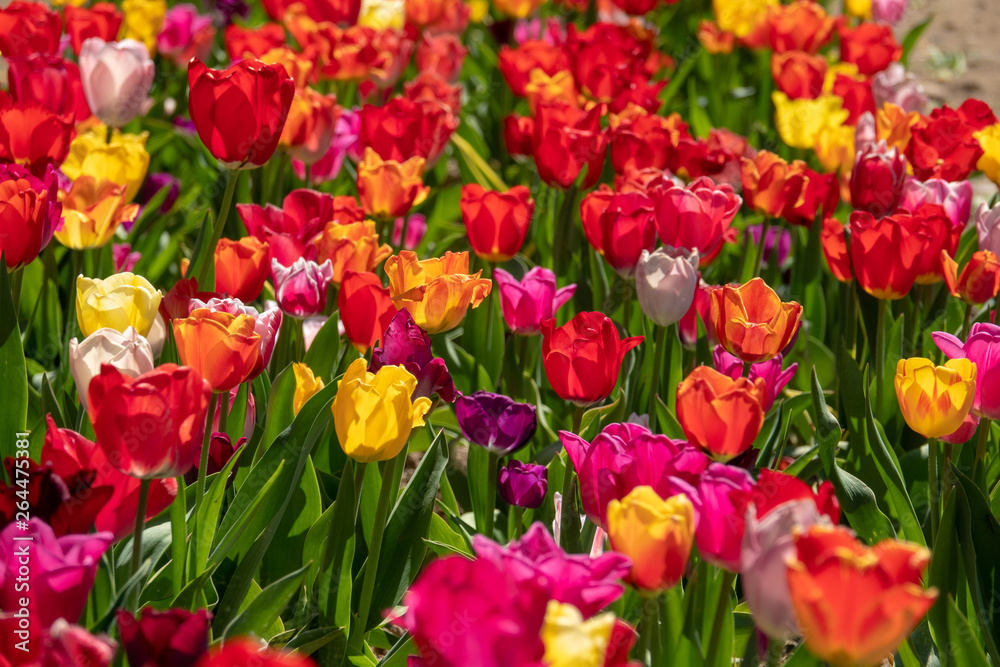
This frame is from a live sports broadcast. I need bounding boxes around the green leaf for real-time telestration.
[0,257,27,480]
[926,491,958,651]
[946,596,991,667]
[282,627,347,658]
[579,390,626,442]
[654,395,685,440]
[316,460,362,635]
[466,443,493,536]
[221,563,310,640]
[303,313,342,382]
[258,364,298,460]
[901,15,933,67]
[188,447,245,577]
[424,513,473,558]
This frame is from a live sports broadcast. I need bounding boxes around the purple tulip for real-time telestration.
[497,460,547,509]
[116,608,211,667]
[214,0,250,24]
[455,391,537,455]
[272,257,334,319]
[933,323,1000,420]
[712,346,798,412]
[494,266,576,336]
[473,522,631,618]
[695,462,755,572]
[899,176,973,227]
[746,224,791,268]
[138,172,181,219]
[370,309,456,402]
[871,63,927,114]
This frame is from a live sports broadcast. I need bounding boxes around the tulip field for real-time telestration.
[6,0,1000,664]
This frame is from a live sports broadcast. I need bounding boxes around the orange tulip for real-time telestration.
[942,249,1000,305]
[214,236,270,303]
[172,308,262,392]
[357,147,429,222]
[676,365,767,461]
[787,525,937,667]
[54,176,139,249]
[384,250,492,334]
[279,86,340,165]
[710,278,803,363]
[740,151,806,220]
[312,219,392,285]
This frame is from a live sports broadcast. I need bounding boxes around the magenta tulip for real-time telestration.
[694,462,754,572]
[933,323,1000,420]
[272,257,334,319]
[494,266,575,336]
[712,346,798,412]
[899,176,973,228]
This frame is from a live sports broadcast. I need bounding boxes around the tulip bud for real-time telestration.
[850,141,907,217]
[498,460,548,509]
[635,246,699,328]
[369,309,457,402]
[78,38,155,128]
[272,257,334,319]
[116,608,210,667]
[69,327,155,410]
[494,267,575,336]
[292,362,325,415]
[455,391,537,455]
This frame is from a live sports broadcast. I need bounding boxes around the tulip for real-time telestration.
[713,347,797,412]
[173,308,262,392]
[894,357,976,439]
[0,518,112,630]
[787,526,936,667]
[676,365,767,461]
[493,267,575,336]
[635,247,700,328]
[498,460,548,509]
[942,250,1000,305]
[293,362,325,415]
[652,176,742,266]
[710,278,802,364]
[332,358,433,462]
[158,4,216,67]
[772,93,849,151]
[609,113,683,177]
[88,363,212,478]
[214,236,270,303]
[848,211,922,300]
[121,0,166,53]
[899,176,972,228]
[7,620,117,667]
[0,1,62,57]
[540,602,636,667]
[78,38,154,128]
[456,391,537,455]
[7,54,91,123]
[0,104,74,179]
[116,608,210,667]
[55,177,139,250]
[280,87,340,166]
[77,273,163,338]
[461,184,534,262]
[933,323,1000,420]
[188,58,294,169]
[183,432,245,484]
[195,640,315,667]
[69,326,155,410]
[369,309,457,402]
[416,32,467,82]
[771,51,826,100]
[850,141,907,217]
[311,220,392,284]
[606,486,695,591]
[338,271,399,353]
[392,213,427,250]
[541,312,643,406]
[713,0,775,38]
[272,257,335,319]
[977,201,1000,256]
[907,100,994,181]
[533,102,607,189]
[359,97,458,167]
[61,127,151,206]
[579,189,656,277]
[740,152,805,221]
[0,163,61,270]
[223,23,285,61]
[114,243,142,272]
[765,0,834,54]
[65,4,123,57]
[871,63,926,113]
[42,416,178,541]
[357,148,430,221]
[838,22,902,76]
[384,251,492,334]
[695,463,755,571]
[782,166,840,228]
[187,297,281,378]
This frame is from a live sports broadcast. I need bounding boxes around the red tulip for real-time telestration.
[0,163,61,270]
[850,141,907,218]
[64,3,122,57]
[187,58,294,169]
[610,112,688,177]
[942,250,1000,305]
[461,184,534,262]
[771,51,826,100]
[117,608,210,667]
[532,102,607,189]
[541,311,643,406]
[0,1,61,58]
[195,639,316,667]
[907,203,961,285]
[848,210,922,299]
[831,73,875,125]
[88,364,212,479]
[580,187,656,276]
[223,22,286,61]
[0,102,74,178]
[358,96,457,166]
[416,32,467,83]
[338,270,398,352]
[838,22,902,76]
[652,176,742,265]
[820,217,852,283]
[783,166,839,228]
[214,236,270,303]
[766,0,835,54]
[504,114,535,156]
[8,55,91,123]
[498,40,570,98]
[907,100,996,181]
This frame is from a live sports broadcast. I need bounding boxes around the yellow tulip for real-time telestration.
[606,486,695,592]
[894,357,977,439]
[356,148,429,222]
[61,127,150,204]
[815,124,856,178]
[54,177,139,249]
[844,0,872,19]
[384,250,492,334]
[121,0,166,53]
[332,358,433,462]
[76,273,162,338]
[293,363,325,415]
[713,0,776,38]
[976,124,1000,187]
[772,92,850,151]
[357,0,406,30]
[541,602,618,667]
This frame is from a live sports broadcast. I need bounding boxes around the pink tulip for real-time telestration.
[157,4,215,67]
[0,519,113,630]
[113,242,141,272]
[899,176,973,227]
[871,63,927,114]
[189,297,281,374]
[78,38,154,128]
[872,0,908,24]
[560,422,708,528]
[942,411,980,445]
[0,619,116,667]
[494,266,576,336]
[392,213,427,250]
[854,112,877,155]
[473,522,631,618]
[292,109,361,185]
[933,323,1000,420]
[652,176,742,265]
[850,141,907,218]
[272,257,334,319]
[712,346,798,412]
[976,201,1000,256]
[695,462,754,572]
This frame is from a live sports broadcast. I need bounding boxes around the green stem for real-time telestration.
[972,418,992,486]
[353,461,368,517]
[512,506,524,541]
[648,325,668,429]
[765,637,783,667]
[218,391,230,439]
[962,300,975,339]
[195,393,220,502]
[639,596,661,666]
[752,218,771,277]
[129,479,151,608]
[395,214,410,254]
[192,169,239,289]
[928,438,939,542]
[484,450,499,539]
[350,454,398,652]
[875,299,887,414]
[10,267,22,320]
[553,184,578,277]
[704,570,737,667]
[169,476,187,596]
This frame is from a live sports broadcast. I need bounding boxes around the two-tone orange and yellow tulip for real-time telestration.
[312,219,392,285]
[676,365,767,461]
[384,250,492,334]
[894,357,976,438]
[711,278,802,363]
[173,308,262,393]
[357,147,429,222]
[55,176,139,249]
